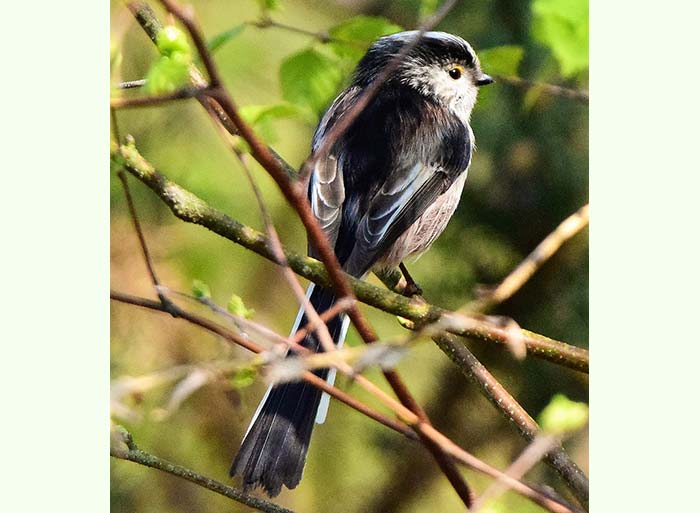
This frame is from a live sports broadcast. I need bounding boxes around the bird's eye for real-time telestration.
[448,67,463,80]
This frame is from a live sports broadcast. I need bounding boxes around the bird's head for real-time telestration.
[353,31,493,119]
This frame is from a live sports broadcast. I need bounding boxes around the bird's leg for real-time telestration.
[399,262,423,297]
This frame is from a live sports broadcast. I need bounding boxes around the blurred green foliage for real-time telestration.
[539,394,589,435]
[111,1,588,512]
[532,0,589,77]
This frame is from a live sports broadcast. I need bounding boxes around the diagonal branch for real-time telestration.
[111,427,296,513]
[111,139,588,373]
[433,333,589,509]
[471,204,590,311]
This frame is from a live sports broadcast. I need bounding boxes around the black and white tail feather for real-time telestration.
[229,283,349,496]
[230,30,490,497]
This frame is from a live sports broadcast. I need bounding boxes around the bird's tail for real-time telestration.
[229,283,349,496]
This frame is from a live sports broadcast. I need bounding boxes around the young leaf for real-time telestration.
[144,53,191,94]
[538,393,589,434]
[145,25,193,94]
[280,48,344,117]
[531,0,588,77]
[227,294,255,319]
[208,24,246,53]
[156,25,191,58]
[478,45,524,77]
[328,16,403,61]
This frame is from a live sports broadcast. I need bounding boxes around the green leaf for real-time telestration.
[328,16,403,61]
[144,53,191,94]
[230,366,257,389]
[280,48,344,117]
[478,45,524,77]
[239,103,304,125]
[239,102,306,143]
[227,294,255,319]
[207,24,246,53]
[191,279,211,300]
[531,0,588,77]
[538,394,589,434]
[155,25,191,58]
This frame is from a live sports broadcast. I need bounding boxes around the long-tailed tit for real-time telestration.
[231,30,493,497]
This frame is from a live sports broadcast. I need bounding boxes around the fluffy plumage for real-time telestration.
[230,30,491,497]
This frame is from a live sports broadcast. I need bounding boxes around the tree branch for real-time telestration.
[111,427,296,513]
[111,139,588,373]
[471,204,589,311]
[433,333,589,509]
[491,74,589,103]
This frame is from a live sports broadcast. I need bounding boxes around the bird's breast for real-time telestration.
[375,170,469,270]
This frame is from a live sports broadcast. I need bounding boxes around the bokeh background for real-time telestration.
[110,0,588,512]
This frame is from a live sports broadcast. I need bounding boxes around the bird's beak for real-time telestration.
[476,73,494,87]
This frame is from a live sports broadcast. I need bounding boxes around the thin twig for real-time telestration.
[472,435,560,512]
[111,427,296,513]
[116,169,175,312]
[119,78,147,89]
[493,74,589,103]
[248,17,332,44]
[471,204,590,311]
[111,86,207,109]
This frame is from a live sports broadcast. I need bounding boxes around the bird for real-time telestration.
[230,30,493,497]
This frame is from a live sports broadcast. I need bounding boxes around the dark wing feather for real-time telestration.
[308,87,361,256]
[310,84,472,277]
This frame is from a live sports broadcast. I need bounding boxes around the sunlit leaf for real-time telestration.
[227,294,255,319]
[538,393,589,434]
[478,45,524,76]
[156,25,191,57]
[328,16,403,61]
[531,0,588,77]
[208,24,246,53]
[280,48,344,117]
[144,53,190,94]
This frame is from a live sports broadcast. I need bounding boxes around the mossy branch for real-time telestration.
[111,139,588,373]
[111,427,296,513]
